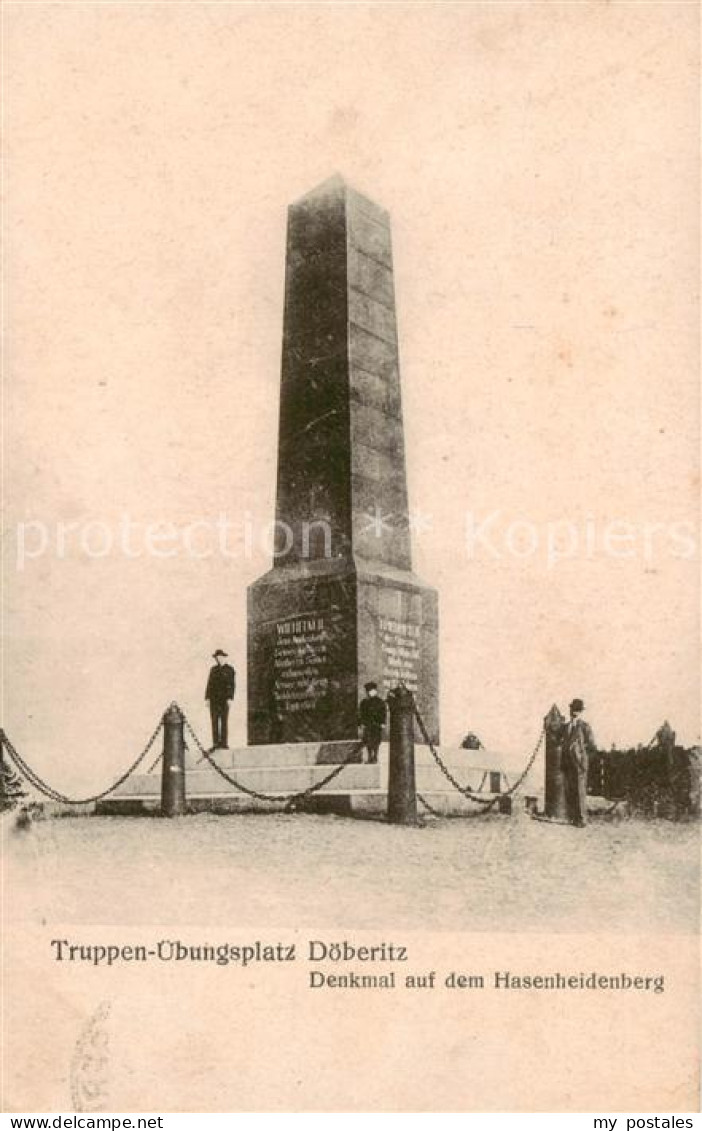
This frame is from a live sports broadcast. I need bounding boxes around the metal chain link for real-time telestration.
[416,792,437,815]
[1,741,65,803]
[417,792,443,816]
[496,728,545,798]
[147,748,164,775]
[416,791,498,819]
[4,750,64,803]
[413,706,496,805]
[418,788,501,816]
[413,702,545,814]
[0,717,164,806]
[181,713,364,807]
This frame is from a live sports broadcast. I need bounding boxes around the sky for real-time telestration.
[4,1,700,792]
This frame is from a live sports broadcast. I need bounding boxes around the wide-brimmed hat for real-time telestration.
[364,681,378,692]
[569,698,585,712]
[212,649,228,659]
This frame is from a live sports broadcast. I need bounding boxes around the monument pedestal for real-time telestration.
[248,559,439,744]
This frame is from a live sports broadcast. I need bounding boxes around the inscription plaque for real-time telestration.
[274,615,329,714]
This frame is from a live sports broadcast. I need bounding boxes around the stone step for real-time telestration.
[184,739,364,769]
[180,738,505,773]
[118,763,381,798]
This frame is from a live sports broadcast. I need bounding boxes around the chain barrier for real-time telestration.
[413,705,497,806]
[418,788,500,816]
[416,791,518,819]
[494,729,545,798]
[413,702,545,816]
[416,791,494,819]
[181,713,364,808]
[417,792,444,817]
[0,718,164,806]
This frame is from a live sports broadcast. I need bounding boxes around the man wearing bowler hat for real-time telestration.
[205,649,236,751]
[561,697,597,827]
[358,681,387,764]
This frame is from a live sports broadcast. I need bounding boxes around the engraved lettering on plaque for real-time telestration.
[378,617,421,694]
[273,615,329,714]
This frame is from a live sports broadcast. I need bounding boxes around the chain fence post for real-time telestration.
[387,685,419,826]
[544,703,567,820]
[161,704,186,817]
[655,720,677,818]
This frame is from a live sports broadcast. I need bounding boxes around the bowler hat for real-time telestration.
[364,681,378,692]
[212,649,228,659]
[570,698,585,712]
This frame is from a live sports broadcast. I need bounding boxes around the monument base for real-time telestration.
[98,742,510,816]
[247,557,439,746]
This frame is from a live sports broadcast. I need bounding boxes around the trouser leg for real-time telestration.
[565,764,587,825]
[210,702,219,748]
[364,727,381,763]
[362,728,370,762]
[574,769,588,825]
[564,764,577,824]
[220,702,230,748]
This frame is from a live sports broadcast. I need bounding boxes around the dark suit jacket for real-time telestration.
[205,663,236,703]
[358,695,387,731]
[561,718,596,773]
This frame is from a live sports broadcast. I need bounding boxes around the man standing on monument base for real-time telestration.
[358,681,387,763]
[205,649,236,751]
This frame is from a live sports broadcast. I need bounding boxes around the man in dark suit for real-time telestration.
[561,697,597,827]
[358,681,387,764]
[205,649,236,750]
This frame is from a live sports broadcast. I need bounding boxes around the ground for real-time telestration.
[4,808,698,934]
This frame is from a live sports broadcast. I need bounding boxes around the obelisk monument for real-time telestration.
[247,176,439,744]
